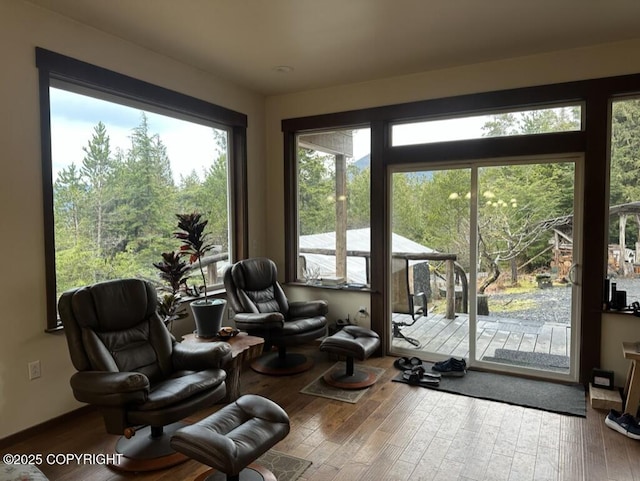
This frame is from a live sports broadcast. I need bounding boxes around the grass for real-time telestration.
[430,276,542,315]
[500,284,535,295]
[430,296,536,315]
[490,297,536,313]
[428,273,565,315]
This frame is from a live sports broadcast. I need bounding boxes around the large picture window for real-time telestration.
[608,97,640,286]
[295,128,371,286]
[37,48,248,330]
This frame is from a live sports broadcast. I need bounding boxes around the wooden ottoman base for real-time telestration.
[323,362,377,389]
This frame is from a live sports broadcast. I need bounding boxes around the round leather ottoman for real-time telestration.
[170,394,290,481]
[319,325,381,389]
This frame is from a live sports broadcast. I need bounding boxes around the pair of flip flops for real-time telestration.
[402,365,441,387]
[393,356,424,371]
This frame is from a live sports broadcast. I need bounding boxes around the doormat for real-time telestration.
[392,364,586,417]
[257,450,311,481]
[482,348,570,372]
[300,363,385,403]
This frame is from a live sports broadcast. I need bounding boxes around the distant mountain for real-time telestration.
[354,153,370,170]
[352,153,433,180]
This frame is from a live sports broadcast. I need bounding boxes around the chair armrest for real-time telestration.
[172,341,232,371]
[70,371,149,406]
[234,312,285,330]
[289,300,328,318]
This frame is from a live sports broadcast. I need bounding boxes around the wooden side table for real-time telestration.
[182,332,264,401]
[622,341,640,415]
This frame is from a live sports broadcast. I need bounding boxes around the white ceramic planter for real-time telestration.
[191,298,226,338]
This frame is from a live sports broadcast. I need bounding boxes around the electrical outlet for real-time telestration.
[28,360,41,380]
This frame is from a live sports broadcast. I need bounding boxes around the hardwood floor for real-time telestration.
[4,346,640,481]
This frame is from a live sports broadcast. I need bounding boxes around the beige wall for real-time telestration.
[0,0,266,439]
[601,313,640,387]
[265,39,640,384]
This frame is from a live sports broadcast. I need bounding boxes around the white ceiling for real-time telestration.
[25,0,640,95]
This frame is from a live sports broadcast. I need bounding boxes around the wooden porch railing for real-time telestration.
[187,251,229,286]
[299,248,468,319]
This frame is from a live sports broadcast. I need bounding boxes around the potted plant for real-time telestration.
[153,251,190,331]
[174,212,226,338]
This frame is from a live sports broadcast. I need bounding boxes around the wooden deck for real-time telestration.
[391,312,571,373]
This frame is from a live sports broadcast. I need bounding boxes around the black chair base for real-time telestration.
[323,365,377,389]
[319,326,381,389]
[111,422,188,472]
[196,464,276,481]
[251,351,314,375]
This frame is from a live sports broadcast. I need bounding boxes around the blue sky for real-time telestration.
[49,88,220,183]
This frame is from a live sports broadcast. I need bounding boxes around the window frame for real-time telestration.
[283,72,640,384]
[36,47,248,331]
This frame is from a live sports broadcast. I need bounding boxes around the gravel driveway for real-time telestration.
[487,277,640,324]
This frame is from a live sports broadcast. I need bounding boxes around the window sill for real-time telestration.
[47,287,228,333]
[179,287,227,303]
[45,324,65,334]
[603,308,639,317]
[286,281,372,292]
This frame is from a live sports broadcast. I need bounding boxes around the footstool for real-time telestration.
[170,394,290,481]
[319,325,381,389]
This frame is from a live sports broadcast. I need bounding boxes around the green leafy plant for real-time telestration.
[153,251,190,329]
[154,251,190,293]
[174,213,217,302]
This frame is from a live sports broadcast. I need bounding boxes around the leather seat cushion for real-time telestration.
[320,325,380,360]
[139,368,226,411]
[281,316,326,335]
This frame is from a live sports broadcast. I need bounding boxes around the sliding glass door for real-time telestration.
[389,156,582,381]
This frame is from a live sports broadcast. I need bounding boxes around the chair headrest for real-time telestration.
[70,278,157,332]
[230,257,278,292]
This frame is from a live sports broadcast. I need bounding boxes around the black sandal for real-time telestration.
[405,365,441,379]
[394,356,424,370]
[402,369,440,387]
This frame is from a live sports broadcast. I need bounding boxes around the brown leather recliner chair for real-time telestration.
[224,257,328,375]
[58,278,232,472]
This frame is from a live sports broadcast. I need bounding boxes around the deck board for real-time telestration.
[550,325,569,356]
[534,324,553,353]
[504,331,524,351]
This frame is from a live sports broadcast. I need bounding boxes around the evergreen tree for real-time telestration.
[52,114,232,295]
[482,106,580,136]
[80,121,113,255]
[346,164,370,230]
[200,156,229,248]
[298,148,335,235]
[109,113,176,269]
[54,163,86,247]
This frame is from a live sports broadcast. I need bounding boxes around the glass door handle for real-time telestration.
[568,263,579,285]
